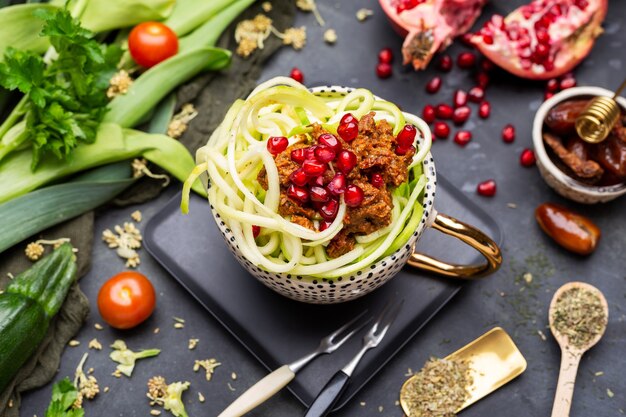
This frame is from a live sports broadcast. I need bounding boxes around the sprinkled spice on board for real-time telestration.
[552,287,607,349]
[400,358,472,417]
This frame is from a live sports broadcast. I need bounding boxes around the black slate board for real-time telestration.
[143,174,502,411]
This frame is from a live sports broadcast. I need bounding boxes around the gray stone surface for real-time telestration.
[21,0,626,416]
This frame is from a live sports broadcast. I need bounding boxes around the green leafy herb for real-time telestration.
[45,378,84,417]
[0,8,121,169]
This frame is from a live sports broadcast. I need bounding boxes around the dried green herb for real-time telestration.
[552,287,607,349]
[400,357,472,417]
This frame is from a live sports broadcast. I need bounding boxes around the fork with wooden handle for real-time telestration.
[217,311,369,417]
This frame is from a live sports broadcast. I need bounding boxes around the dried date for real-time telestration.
[544,99,588,136]
[535,203,601,255]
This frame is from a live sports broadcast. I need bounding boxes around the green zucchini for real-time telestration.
[0,243,77,394]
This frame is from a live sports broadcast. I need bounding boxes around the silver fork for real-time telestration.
[217,311,369,417]
[304,299,404,417]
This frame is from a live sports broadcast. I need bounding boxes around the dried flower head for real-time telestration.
[147,376,168,402]
[323,28,337,44]
[107,70,133,98]
[132,159,171,187]
[296,0,325,26]
[73,353,100,408]
[280,27,307,50]
[356,8,373,22]
[131,210,143,222]
[25,242,44,261]
[102,221,143,268]
[261,1,272,12]
[234,14,273,57]
[167,104,198,139]
[88,338,103,350]
[193,358,221,381]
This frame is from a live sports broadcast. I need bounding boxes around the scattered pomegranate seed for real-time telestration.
[478,101,491,119]
[318,133,341,153]
[371,173,384,188]
[454,130,472,146]
[290,67,304,83]
[291,148,306,164]
[501,124,515,143]
[480,59,494,72]
[457,52,476,69]
[453,90,468,108]
[335,150,357,173]
[302,160,326,176]
[267,136,288,155]
[422,105,436,123]
[544,91,555,100]
[468,86,485,103]
[476,180,496,197]
[337,122,358,142]
[290,168,308,186]
[425,76,442,94]
[559,76,577,90]
[476,72,490,88]
[433,121,450,139]
[520,149,536,167]
[397,124,417,148]
[376,62,392,79]
[378,47,393,64]
[327,172,347,195]
[318,220,332,231]
[452,106,471,125]
[314,145,336,163]
[395,144,415,155]
[340,113,356,125]
[546,78,559,92]
[436,103,454,119]
[460,33,474,47]
[252,225,261,238]
[319,199,339,221]
[287,184,309,203]
[345,184,365,207]
[437,55,453,72]
[310,186,330,203]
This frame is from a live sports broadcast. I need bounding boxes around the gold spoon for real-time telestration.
[399,327,527,416]
[575,78,626,144]
[549,282,609,417]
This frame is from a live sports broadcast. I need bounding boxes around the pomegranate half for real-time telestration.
[379,0,487,70]
[471,0,608,80]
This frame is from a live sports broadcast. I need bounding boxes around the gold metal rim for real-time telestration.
[406,213,502,280]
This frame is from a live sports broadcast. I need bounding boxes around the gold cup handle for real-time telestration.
[407,212,502,280]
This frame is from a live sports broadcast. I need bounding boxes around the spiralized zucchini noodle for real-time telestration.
[182,76,432,278]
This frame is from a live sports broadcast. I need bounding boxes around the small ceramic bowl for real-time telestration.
[207,86,502,304]
[532,86,626,204]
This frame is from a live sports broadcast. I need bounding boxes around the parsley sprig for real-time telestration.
[45,378,84,417]
[0,8,121,170]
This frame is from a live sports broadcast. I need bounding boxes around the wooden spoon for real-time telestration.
[549,282,609,417]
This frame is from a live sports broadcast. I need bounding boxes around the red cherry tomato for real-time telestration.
[128,22,178,68]
[98,271,156,329]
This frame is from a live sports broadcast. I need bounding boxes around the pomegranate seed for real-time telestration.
[267,136,288,155]
[290,168,309,186]
[478,101,491,119]
[337,122,358,142]
[310,186,330,203]
[460,33,474,47]
[522,8,533,19]
[452,106,471,125]
[425,77,442,94]
[501,124,515,143]
[302,160,326,176]
[311,175,325,186]
[290,67,304,83]
[476,180,496,197]
[422,105,436,123]
[335,150,357,173]
[318,220,332,231]
[376,62,392,79]
[453,90,468,108]
[437,55,453,72]
[433,121,450,139]
[536,29,551,45]
[520,149,536,167]
[345,185,365,207]
[480,60,494,72]
[436,103,454,119]
[482,34,494,45]
[314,145,336,163]
[371,173,384,188]
[397,124,417,147]
[395,145,415,155]
[533,44,550,60]
[378,47,393,64]
[340,113,356,125]
[476,72,490,88]
[457,52,476,69]
[575,0,588,9]
[468,86,484,103]
[304,146,316,160]
[287,184,309,203]
[319,199,339,221]
[544,91,555,100]
[546,78,559,92]
[327,172,347,195]
[543,60,555,72]
[318,133,341,153]
[291,148,306,164]
[252,225,261,238]
[560,77,577,90]
[454,130,472,146]
[520,59,532,70]
[490,14,505,29]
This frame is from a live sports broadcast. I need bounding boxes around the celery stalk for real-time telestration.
[0,4,55,58]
